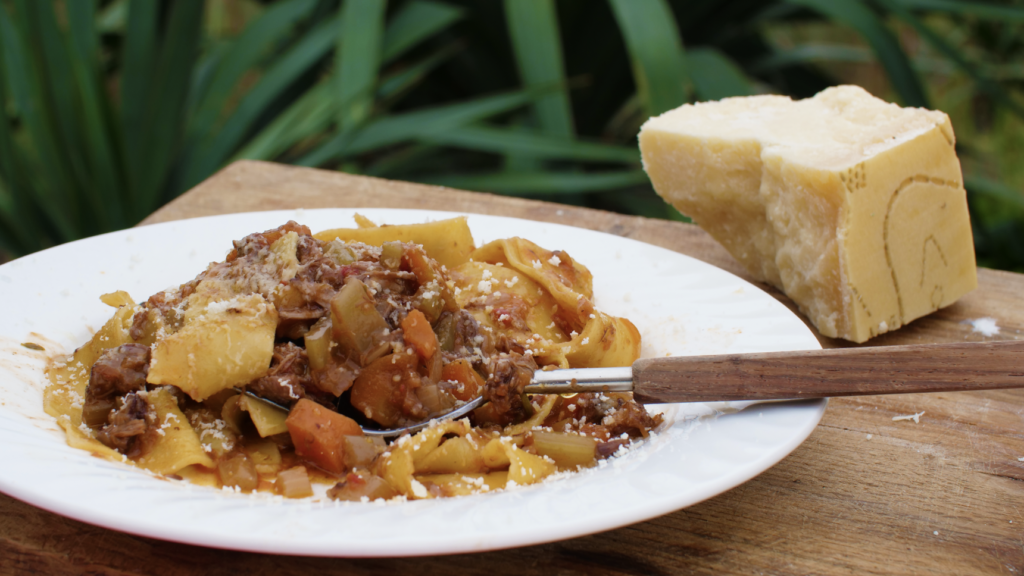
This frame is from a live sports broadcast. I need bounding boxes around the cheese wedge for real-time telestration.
[639,85,976,342]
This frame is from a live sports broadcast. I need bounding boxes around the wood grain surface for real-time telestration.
[3,160,1023,576]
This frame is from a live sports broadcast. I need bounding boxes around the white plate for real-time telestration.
[0,209,825,557]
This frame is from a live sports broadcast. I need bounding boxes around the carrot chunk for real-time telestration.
[441,358,484,401]
[349,352,418,427]
[285,398,363,474]
[401,309,438,359]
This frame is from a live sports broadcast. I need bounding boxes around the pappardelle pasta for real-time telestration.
[45,216,662,500]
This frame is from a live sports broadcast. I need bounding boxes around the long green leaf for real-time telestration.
[187,41,228,120]
[0,159,32,255]
[608,0,688,115]
[419,124,639,163]
[96,0,129,34]
[364,144,442,177]
[0,184,23,254]
[336,0,387,131]
[418,170,649,195]
[67,0,127,229]
[381,0,464,63]
[966,175,1024,210]
[232,81,334,162]
[22,0,101,231]
[504,0,574,137]
[877,0,1024,119]
[892,0,1024,21]
[136,0,203,214]
[187,0,318,145]
[0,58,40,253]
[119,0,158,198]
[786,0,929,108]
[752,44,965,76]
[750,45,873,73]
[298,89,537,166]
[181,15,340,190]
[378,43,461,103]
[0,4,78,240]
[236,38,461,164]
[237,1,461,167]
[343,90,538,154]
[686,47,756,101]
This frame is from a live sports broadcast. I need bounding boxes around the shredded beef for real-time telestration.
[596,438,630,458]
[95,391,158,457]
[231,221,311,261]
[312,365,355,397]
[275,305,326,340]
[129,284,192,341]
[393,371,428,421]
[86,344,151,400]
[600,398,663,437]
[295,233,323,263]
[291,275,340,312]
[452,310,491,355]
[245,343,314,407]
[483,353,537,425]
[311,356,359,396]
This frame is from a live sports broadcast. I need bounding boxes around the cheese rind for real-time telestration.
[639,85,977,342]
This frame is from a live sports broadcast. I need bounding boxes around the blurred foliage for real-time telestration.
[0,0,1022,271]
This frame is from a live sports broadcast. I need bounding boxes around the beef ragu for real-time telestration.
[44,216,661,500]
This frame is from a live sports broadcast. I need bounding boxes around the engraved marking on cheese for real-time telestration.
[921,235,949,288]
[849,285,872,318]
[841,164,867,191]
[923,235,949,308]
[884,177,915,323]
[938,124,955,147]
[883,176,962,326]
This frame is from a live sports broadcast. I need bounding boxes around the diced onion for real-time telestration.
[276,466,313,499]
[218,452,258,492]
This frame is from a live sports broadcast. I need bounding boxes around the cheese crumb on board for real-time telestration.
[892,411,925,423]
[639,85,977,342]
[966,317,1000,337]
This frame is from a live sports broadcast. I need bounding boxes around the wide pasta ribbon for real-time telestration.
[45,292,215,476]
[454,238,640,368]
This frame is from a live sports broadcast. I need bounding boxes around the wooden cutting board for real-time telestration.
[3,160,1022,576]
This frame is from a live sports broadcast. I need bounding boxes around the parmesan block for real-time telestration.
[639,85,976,342]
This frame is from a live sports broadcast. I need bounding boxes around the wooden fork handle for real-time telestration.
[631,340,1024,404]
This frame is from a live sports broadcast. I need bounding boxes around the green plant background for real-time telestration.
[1,0,1022,271]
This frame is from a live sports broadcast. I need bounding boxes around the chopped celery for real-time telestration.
[343,436,383,468]
[239,394,290,437]
[218,452,258,491]
[380,241,404,270]
[330,278,389,365]
[531,431,597,469]
[326,240,358,265]
[414,289,444,323]
[434,313,456,352]
[303,317,332,371]
[327,472,397,502]
[220,395,246,434]
[244,440,282,475]
[415,381,456,417]
[276,465,313,498]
